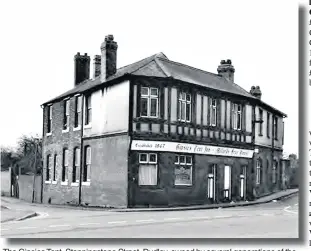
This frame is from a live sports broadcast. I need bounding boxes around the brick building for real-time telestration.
[41,35,287,208]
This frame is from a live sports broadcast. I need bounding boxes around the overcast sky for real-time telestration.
[0,0,299,155]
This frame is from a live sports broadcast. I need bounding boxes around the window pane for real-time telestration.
[186,156,192,165]
[211,108,216,125]
[86,147,91,164]
[150,88,158,96]
[139,164,157,185]
[150,98,158,117]
[139,153,148,163]
[181,102,186,121]
[179,155,185,164]
[237,113,241,129]
[149,153,157,163]
[182,93,186,100]
[174,155,179,164]
[49,106,52,119]
[178,100,182,119]
[186,103,191,121]
[141,87,149,96]
[140,98,148,116]
[75,148,80,166]
[175,165,192,185]
[212,99,216,107]
[87,164,91,181]
[186,94,191,102]
[64,150,68,166]
[66,100,70,115]
[87,95,92,108]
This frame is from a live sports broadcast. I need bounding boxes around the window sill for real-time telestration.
[71,182,79,187]
[61,181,68,186]
[46,132,52,137]
[84,124,92,129]
[73,126,81,131]
[82,181,91,186]
[45,180,51,184]
[52,181,57,184]
[62,129,69,133]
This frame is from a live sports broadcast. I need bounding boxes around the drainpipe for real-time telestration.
[271,114,275,191]
[78,95,85,205]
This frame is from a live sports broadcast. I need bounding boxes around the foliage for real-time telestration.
[1,135,42,175]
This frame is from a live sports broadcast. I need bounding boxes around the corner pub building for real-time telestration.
[42,35,287,208]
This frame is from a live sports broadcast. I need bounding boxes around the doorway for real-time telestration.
[240,166,246,200]
[207,165,216,201]
[224,165,231,200]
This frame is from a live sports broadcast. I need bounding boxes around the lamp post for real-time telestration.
[32,137,40,203]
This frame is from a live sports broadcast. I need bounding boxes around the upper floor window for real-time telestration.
[259,109,263,136]
[85,95,92,125]
[210,98,217,126]
[140,87,159,118]
[174,155,193,186]
[74,96,82,128]
[63,99,70,131]
[53,154,57,182]
[178,92,191,122]
[273,117,278,140]
[267,112,270,138]
[138,153,158,186]
[232,103,242,130]
[47,105,52,134]
[83,146,91,183]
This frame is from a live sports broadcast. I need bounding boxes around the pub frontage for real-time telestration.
[127,140,254,207]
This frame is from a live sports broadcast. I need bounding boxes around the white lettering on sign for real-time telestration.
[131,140,254,158]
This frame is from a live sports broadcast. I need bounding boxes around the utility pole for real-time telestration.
[32,139,38,203]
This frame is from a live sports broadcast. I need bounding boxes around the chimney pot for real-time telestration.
[217,58,235,82]
[100,34,118,83]
[74,52,90,86]
[250,85,262,99]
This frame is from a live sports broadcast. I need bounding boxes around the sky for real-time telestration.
[0,0,299,155]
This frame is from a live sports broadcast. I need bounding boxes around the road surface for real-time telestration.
[1,194,298,238]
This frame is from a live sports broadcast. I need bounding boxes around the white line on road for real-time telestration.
[17,226,37,230]
[136,219,156,223]
[261,213,274,216]
[164,217,181,221]
[1,229,9,231]
[189,216,210,220]
[108,221,127,224]
[49,224,70,228]
[284,206,298,214]
[79,223,100,226]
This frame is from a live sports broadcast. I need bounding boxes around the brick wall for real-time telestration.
[42,97,82,205]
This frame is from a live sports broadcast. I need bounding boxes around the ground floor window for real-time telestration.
[83,146,91,183]
[272,160,278,184]
[46,155,52,181]
[174,155,193,186]
[138,153,158,186]
[256,159,262,185]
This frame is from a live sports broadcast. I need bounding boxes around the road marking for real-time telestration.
[284,206,298,214]
[261,213,274,216]
[49,224,70,228]
[17,226,37,230]
[79,222,100,226]
[108,221,126,224]
[189,216,210,220]
[164,217,181,221]
[1,229,9,231]
[136,219,156,223]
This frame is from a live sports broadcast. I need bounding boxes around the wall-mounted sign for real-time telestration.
[131,140,254,159]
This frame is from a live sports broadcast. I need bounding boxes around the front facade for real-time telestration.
[42,35,287,208]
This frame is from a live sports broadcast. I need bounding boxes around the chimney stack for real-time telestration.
[217,59,235,82]
[100,35,118,83]
[74,52,90,86]
[93,55,101,78]
[250,86,262,99]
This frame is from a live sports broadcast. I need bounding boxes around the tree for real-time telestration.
[1,147,18,171]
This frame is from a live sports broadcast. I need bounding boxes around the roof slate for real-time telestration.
[42,53,286,117]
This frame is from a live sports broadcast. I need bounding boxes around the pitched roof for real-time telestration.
[42,53,286,117]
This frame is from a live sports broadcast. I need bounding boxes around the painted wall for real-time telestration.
[18,174,42,203]
[84,80,130,137]
[81,134,130,208]
[254,106,284,149]
[1,169,11,196]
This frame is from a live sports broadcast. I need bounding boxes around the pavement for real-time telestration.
[0,189,298,238]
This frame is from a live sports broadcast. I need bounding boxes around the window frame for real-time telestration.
[85,95,92,126]
[174,154,193,187]
[45,154,52,183]
[209,98,217,126]
[74,95,82,129]
[267,112,270,138]
[138,153,158,187]
[82,146,91,185]
[72,147,80,185]
[258,108,263,136]
[140,87,159,118]
[63,99,70,131]
[273,117,278,140]
[61,148,69,185]
[178,92,192,123]
[52,154,57,184]
[232,103,242,130]
[256,159,262,185]
[47,105,52,135]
